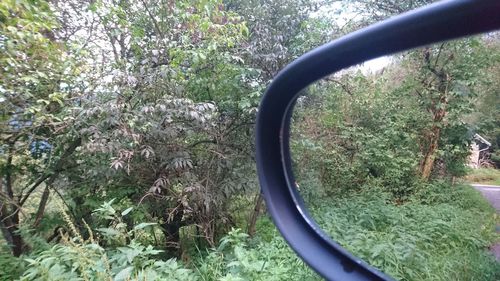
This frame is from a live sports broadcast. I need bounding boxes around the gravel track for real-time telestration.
[472,184,500,260]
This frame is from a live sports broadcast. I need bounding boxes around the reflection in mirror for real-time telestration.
[289,36,500,280]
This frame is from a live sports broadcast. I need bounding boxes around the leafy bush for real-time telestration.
[195,228,320,281]
[13,201,318,281]
[413,181,494,213]
[194,183,500,281]
[0,251,24,281]
[18,201,197,281]
[20,242,195,281]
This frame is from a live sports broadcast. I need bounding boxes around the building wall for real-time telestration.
[469,142,480,169]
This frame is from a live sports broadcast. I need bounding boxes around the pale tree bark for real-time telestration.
[418,46,451,181]
[247,193,264,237]
[420,126,441,180]
[32,186,51,228]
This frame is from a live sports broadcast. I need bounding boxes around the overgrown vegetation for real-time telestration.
[3,184,499,281]
[310,184,500,281]
[465,168,500,185]
[5,200,318,281]
[1,0,499,280]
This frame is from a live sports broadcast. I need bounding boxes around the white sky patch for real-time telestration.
[311,2,391,75]
[360,56,392,74]
[311,2,364,27]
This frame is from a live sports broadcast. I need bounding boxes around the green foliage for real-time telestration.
[20,241,196,281]
[3,185,499,281]
[292,73,423,199]
[12,201,318,281]
[292,38,498,199]
[310,184,500,281]
[57,0,262,247]
[1,1,499,281]
[0,0,79,147]
[18,200,197,281]
[194,228,320,281]
[226,0,326,80]
[465,168,500,186]
[0,251,24,281]
[0,0,82,257]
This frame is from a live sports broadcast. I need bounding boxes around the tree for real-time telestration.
[0,0,81,256]
[464,36,500,167]
[348,0,497,180]
[401,39,496,180]
[42,0,263,254]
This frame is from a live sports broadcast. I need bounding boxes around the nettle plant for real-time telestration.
[20,200,197,281]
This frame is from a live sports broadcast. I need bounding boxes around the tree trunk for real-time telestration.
[1,145,26,256]
[0,216,14,247]
[10,225,24,257]
[420,126,441,181]
[161,209,184,257]
[32,186,50,228]
[0,205,24,256]
[247,193,264,237]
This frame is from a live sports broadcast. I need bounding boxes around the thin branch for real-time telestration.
[0,191,27,219]
[32,186,50,228]
[5,145,14,199]
[50,185,72,214]
[140,0,164,41]
[433,43,445,69]
[20,138,81,206]
[188,139,217,148]
[19,174,51,207]
[325,77,354,96]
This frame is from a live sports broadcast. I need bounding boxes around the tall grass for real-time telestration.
[464,168,500,185]
[307,184,500,281]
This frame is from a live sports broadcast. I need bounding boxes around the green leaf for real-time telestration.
[97,227,121,236]
[114,266,133,281]
[133,222,157,230]
[121,207,133,216]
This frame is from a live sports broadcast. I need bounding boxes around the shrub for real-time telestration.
[9,184,500,281]
[195,228,320,281]
[413,181,494,213]
[0,251,24,281]
[18,201,197,281]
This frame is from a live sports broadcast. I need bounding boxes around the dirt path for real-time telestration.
[471,184,500,260]
[472,184,500,212]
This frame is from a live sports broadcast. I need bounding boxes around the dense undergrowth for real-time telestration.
[2,182,498,281]
[310,183,500,281]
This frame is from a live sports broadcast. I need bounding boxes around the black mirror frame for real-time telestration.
[255,1,500,280]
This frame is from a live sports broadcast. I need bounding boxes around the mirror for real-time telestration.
[288,36,500,279]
